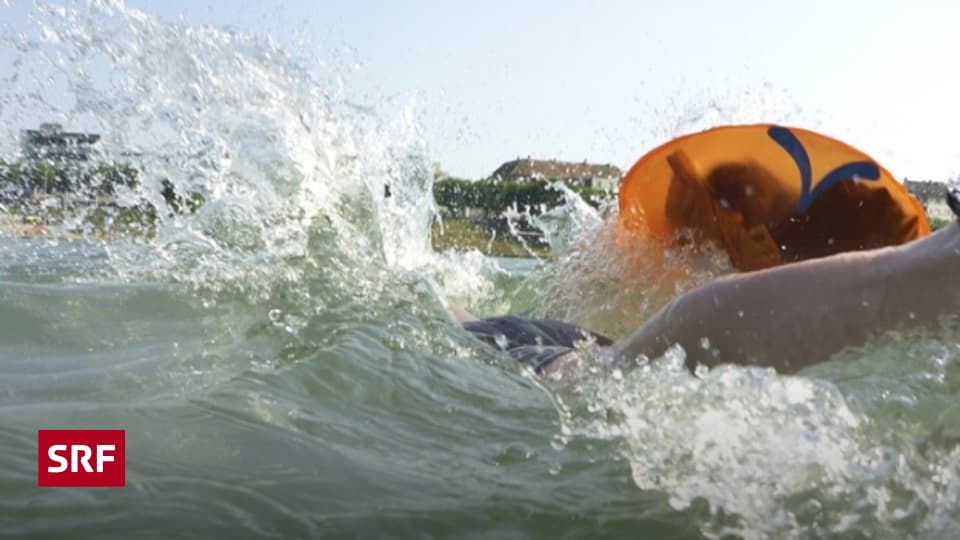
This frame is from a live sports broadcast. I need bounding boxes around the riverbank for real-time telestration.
[0,213,49,236]
[431,218,548,257]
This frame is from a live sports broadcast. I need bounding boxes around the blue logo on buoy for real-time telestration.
[767,126,881,213]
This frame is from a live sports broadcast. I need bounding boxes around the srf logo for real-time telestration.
[38,430,125,487]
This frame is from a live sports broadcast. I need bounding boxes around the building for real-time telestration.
[904,179,952,221]
[20,123,101,162]
[491,158,622,191]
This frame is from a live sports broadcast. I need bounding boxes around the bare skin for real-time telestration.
[448,302,477,323]
[610,221,960,373]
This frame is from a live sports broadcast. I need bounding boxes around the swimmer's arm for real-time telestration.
[609,224,960,373]
[609,294,685,371]
[448,303,477,323]
[442,299,477,323]
[545,247,895,375]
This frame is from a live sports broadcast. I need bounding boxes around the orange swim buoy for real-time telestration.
[618,124,929,271]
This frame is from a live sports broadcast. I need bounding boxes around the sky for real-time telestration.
[4,0,960,181]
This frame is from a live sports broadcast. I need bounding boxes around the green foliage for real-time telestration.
[0,159,205,236]
[929,216,951,231]
[572,185,612,206]
[186,192,206,213]
[0,159,140,197]
[431,218,548,257]
[433,177,612,217]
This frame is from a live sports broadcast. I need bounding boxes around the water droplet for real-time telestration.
[862,300,870,308]
[548,462,562,475]
[693,363,710,377]
[700,337,711,350]
[495,443,534,465]
[909,312,916,320]
[827,237,835,245]
[737,310,744,318]
[268,308,282,322]
[551,434,568,451]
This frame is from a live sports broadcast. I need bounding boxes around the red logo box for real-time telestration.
[38,430,125,487]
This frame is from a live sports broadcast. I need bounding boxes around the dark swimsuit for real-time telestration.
[462,315,613,372]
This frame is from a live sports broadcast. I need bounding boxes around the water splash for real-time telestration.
[546,334,960,539]
[0,1,507,311]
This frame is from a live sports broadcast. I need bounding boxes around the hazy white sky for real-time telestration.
[6,1,960,180]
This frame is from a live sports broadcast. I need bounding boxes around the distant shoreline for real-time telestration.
[0,213,49,237]
[431,218,548,257]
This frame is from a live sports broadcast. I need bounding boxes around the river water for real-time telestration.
[1,3,959,539]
